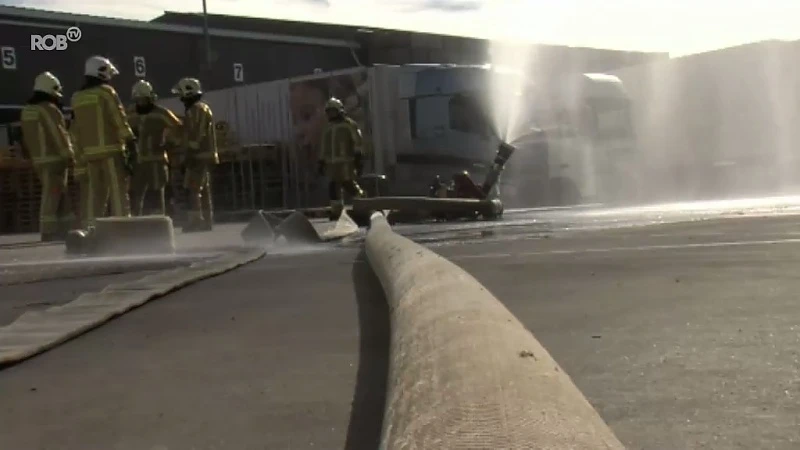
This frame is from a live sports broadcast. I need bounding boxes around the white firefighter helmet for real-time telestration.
[171,77,203,97]
[325,97,345,113]
[84,56,119,81]
[132,80,156,100]
[33,71,63,98]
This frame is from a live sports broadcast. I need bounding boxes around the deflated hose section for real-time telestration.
[481,141,516,198]
[365,212,624,449]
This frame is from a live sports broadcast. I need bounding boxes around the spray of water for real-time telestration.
[481,41,543,207]
[482,35,800,211]
[486,42,533,144]
[609,41,800,204]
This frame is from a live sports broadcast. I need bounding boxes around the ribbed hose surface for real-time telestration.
[365,213,625,450]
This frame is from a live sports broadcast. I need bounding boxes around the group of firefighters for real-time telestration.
[21,55,217,241]
[20,55,366,242]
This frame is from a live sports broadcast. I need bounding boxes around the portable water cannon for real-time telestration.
[352,141,514,223]
[481,141,516,197]
[427,141,517,201]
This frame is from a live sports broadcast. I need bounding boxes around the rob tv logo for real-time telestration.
[30,27,82,51]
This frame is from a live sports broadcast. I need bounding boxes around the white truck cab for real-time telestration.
[386,65,636,205]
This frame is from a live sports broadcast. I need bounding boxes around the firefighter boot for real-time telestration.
[182,211,205,233]
[328,182,345,221]
[329,200,344,221]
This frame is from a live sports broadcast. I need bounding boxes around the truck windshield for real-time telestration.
[588,98,634,141]
[448,92,493,138]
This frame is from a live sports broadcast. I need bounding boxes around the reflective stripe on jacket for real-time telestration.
[70,84,134,161]
[128,105,183,164]
[67,125,87,176]
[20,102,74,167]
[320,117,363,164]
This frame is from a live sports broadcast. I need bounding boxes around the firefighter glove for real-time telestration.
[122,153,135,176]
[125,138,139,166]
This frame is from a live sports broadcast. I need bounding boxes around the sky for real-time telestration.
[5,0,800,56]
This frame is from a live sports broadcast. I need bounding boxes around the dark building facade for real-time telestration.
[0,6,360,122]
[156,11,668,75]
[0,5,667,124]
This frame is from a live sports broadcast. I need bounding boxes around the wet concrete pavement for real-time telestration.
[0,269,162,326]
[0,222,250,266]
[438,215,800,450]
[0,247,383,450]
[0,225,250,324]
[2,203,800,449]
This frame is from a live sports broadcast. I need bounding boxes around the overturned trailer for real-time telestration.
[160,64,637,212]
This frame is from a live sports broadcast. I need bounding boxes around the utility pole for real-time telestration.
[202,0,212,71]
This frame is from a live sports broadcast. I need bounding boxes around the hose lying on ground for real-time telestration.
[364,212,624,449]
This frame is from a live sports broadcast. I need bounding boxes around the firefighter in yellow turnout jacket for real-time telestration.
[127,80,182,216]
[70,56,136,225]
[317,97,365,219]
[20,72,76,241]
[68,123,91,229]
[172,77,218,231]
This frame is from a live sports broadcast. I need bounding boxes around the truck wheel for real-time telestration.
[549,177,581,205]
[515,179,548,207]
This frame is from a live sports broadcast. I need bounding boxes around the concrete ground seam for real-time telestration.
[0,247,266,367]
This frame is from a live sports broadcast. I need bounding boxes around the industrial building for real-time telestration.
[0,5,669,234]
[0,4,666,123]
[0,5,362,123]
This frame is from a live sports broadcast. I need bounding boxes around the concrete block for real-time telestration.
[241,212,276,244]
[274,211,322,245]
[259,210,284,228]
[93,215,176,256]
[319,211,361,240]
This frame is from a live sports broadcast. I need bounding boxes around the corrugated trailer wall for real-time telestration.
[611,41,800,201]
[160,79,293,145]
[367,65,415,179]
[162,67,406,208]
[159,78,298,214]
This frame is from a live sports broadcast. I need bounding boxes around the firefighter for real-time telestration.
[70,55,136,225]
[127,80,182,216]
[20,71,76,241]
[317,97,365,220]
[67,122,90,229]
[171,77,218,232]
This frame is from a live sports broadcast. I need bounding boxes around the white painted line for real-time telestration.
[447,237,800,261]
